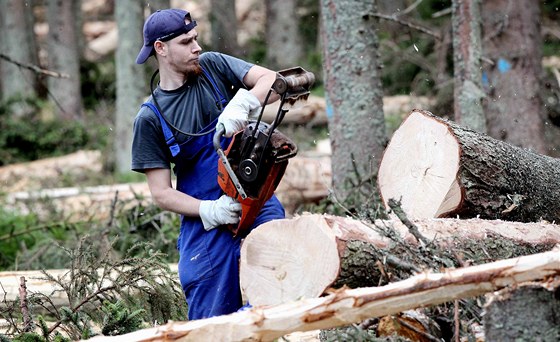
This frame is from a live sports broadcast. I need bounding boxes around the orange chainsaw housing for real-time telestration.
[217,126,296,237]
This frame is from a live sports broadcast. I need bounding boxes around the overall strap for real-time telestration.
[201,67,228,109]
[141,102,180,157]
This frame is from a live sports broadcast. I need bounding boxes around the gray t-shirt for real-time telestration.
[131,52,253,172]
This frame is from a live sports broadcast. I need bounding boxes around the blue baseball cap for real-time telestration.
[136,9,197,64]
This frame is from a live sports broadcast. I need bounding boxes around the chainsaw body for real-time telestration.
[214,66,315,236]
[217,122,297,235]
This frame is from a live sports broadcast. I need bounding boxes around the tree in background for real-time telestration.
[209,0,240,56]
[320,0,387,207]
[47,0,83,120]
[114,1,146,174]
[481,0,548,154]
[265,0,303,70]
[0,0,39,117]
[452,0,486,133]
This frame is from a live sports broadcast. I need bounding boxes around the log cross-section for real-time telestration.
[377,109,560,222]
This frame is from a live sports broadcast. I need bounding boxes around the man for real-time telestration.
[131,8,285,320]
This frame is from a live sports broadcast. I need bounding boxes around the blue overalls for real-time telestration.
[142,70,285,320]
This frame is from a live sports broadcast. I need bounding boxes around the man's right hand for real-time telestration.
[199,195,242,231]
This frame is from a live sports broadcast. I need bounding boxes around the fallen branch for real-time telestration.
[85,247,560,342]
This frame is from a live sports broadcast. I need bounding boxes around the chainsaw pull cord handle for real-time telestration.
[213,123,226,152]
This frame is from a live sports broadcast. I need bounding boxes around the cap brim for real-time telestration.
[136,45,153,64]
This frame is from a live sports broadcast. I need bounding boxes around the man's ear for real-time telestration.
[154,41,166,57]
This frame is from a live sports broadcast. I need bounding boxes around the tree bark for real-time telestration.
[452,0,486,132]
[83,248,560,342]
[239,213,560,307]
[265,0,302,69]
[209,0,240,56]
[114,0,145,174]
[320,0,387,203]
[378,109,560,222]
[483,283,560,341]
[481,0,548,154]
[46,0,83,120]
[0,0,39,116]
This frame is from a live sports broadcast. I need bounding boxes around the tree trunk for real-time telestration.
[481,0,548,154]
[265,0,303,69]
[209,0,240,56]
[319,0,387,203]
[452,0,486,132]
[483,283,560,341]
[46,0,83,120]
[81,248,560,342]
[239,213,560,307]
[378,109,560,222]
[114,0,145,174]
[0,0,39,116]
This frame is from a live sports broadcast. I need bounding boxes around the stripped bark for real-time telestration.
[84,248,560,342]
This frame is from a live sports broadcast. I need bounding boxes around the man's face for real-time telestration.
[164,27,203,77]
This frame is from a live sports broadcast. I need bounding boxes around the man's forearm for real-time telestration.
[152,186,202,217]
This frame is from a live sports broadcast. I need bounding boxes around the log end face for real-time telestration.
[240,215,342,307]
[378,110,462,219]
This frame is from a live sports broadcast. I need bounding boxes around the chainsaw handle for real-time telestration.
[213,123,226,151]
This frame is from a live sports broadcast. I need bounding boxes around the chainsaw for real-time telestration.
[213,66,315,236]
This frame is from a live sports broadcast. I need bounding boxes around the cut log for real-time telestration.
[240,214,560,307]
[274,155,331,213]
[85,248,560,342]
[261,95,434,126]
[2,155,331,220]
[3,182,153,221]
[378,109,560,222]
[483,282,560,341]
[0,150,103,193]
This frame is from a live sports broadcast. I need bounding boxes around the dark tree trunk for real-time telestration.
[484,284,560,341]
[319,0,387,203]
[378,110,560,223]
[481,0,548,154]
[209,0,240,56]
[46,0,83,120]
[265,0,302,69]
[114,0,145,173]
[0,0,39,116]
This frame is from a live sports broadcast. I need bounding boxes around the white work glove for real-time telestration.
[217,88,261,137]
[199,195,242,231]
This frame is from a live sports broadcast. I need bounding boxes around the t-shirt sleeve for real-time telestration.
[201,52,254,90]
[131,107,172,173]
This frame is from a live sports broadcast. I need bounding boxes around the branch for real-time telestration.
[0,53,69,79]
[85,247,560,341]
[371,13,441,40]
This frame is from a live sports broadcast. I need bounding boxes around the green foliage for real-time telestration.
[101,300,145,336]
[80,59,116,110]
[1,235,187,340]
[0,101,90,166]
[0,208,41,270]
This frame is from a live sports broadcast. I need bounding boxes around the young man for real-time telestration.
[131,8,285,320]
